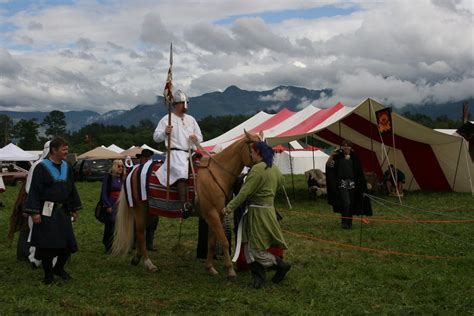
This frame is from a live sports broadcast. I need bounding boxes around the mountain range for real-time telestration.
[0,85,469,131]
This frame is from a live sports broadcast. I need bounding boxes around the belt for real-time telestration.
[53,203,67,210]
[249,204,274,208]
[169,148,189,152]
[110,191,120,199]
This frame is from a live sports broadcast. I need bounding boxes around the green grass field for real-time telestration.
[1,176,473,314]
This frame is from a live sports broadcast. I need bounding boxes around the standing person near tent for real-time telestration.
[153,89,203,218]
[24,137,82,284]
[20,141,51,266]
[100,159,126,254]
[326,139,372,229]
[222,141,290,289]
[8,140,51,267]
[0,175,5,208]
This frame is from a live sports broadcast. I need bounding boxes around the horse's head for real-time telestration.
[240,129,264,167]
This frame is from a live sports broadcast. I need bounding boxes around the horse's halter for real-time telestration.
[246,141,256,166]
[203,140,255,201]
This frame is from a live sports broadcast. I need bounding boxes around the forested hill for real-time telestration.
[0,86,470,132]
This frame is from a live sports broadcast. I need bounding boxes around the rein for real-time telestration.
[199,141,253,201]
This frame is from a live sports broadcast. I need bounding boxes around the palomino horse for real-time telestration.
[112,130,262,279]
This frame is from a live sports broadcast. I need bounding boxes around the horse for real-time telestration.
[112,130,262,279]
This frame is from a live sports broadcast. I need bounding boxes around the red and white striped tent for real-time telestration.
[201,98,473,192]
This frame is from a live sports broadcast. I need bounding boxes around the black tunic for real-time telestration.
[24,159,82,257]
[326,152,372,216]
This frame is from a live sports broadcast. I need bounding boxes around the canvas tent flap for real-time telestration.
[77,147,125,159]
[107,144,124,153]
[121,146,142,157]
[0,143,38,161]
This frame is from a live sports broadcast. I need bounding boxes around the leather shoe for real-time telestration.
[53,269,72,281]
[250,262,266,289]
[43,274,54,285]
[272,256,291,283]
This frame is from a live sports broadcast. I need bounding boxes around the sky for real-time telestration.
[0,0,473,113]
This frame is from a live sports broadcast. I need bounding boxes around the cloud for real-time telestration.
[0,0,472,113]
[27,21,42,30]
[259,88,293,102]
[0,48,22,78]
[76,37,95,51]
[140,13,175,46]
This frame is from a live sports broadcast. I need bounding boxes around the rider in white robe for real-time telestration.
[153,90,202,216]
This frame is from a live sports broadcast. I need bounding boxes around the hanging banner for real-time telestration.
[375,107,393,135]
[163,43,174,107]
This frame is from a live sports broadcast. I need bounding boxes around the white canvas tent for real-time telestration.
[202,98,473,192]
[274,150,329,174]
[0,143,38,161]
[271,140,329,175]
[107,144,124,153]
[77,147,125,159]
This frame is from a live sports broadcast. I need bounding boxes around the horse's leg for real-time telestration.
[130,206,142,266]
[206,211,236,280]
[205,228,218,276]
[136,203,157,272]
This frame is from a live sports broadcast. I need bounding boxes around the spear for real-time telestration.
[163,43,173,202]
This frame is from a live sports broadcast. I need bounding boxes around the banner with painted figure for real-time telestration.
[375,107,393,135]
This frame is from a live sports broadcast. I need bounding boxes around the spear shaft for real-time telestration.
[164,43,173,202]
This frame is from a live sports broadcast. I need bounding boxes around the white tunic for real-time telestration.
[153,113,203,185]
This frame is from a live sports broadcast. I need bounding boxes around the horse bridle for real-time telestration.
[202,141,254,201]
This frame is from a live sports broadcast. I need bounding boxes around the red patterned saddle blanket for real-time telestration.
[124,160,197,218]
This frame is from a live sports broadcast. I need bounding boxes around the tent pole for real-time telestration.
[368,99,378,191]
[391,116,402,204]
[310,135,315,170]
[461,138,474,197]
[288,143,295,196]
[451,139,463,191]
[368,99,376,173]
[407,175,415,191]
[380,147,391,169]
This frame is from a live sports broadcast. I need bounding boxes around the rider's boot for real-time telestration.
[177,180,193,219]
[250,261,266,289]
[271,256,291,284]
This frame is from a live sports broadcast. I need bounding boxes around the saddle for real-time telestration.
[125,159,199,218]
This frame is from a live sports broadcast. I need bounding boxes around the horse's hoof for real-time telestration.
[206,266,219,276]
[144,258,157,272]
[227,274,237,282]
[131,257,141,266]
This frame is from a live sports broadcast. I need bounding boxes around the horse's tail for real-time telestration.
[112,187,134,256]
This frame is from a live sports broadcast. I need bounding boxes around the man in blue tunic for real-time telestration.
[24,137,82,284]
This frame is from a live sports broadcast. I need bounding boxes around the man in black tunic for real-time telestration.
[24,137,82,284]
[326,139,372,229]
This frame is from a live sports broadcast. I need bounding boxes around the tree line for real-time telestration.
[0,110,466,153]
[0,111,251,153]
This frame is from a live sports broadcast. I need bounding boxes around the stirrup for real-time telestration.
[182,202,194,219]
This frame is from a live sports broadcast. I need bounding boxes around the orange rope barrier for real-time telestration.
[282,229,460,260]
[280,209,474,224]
